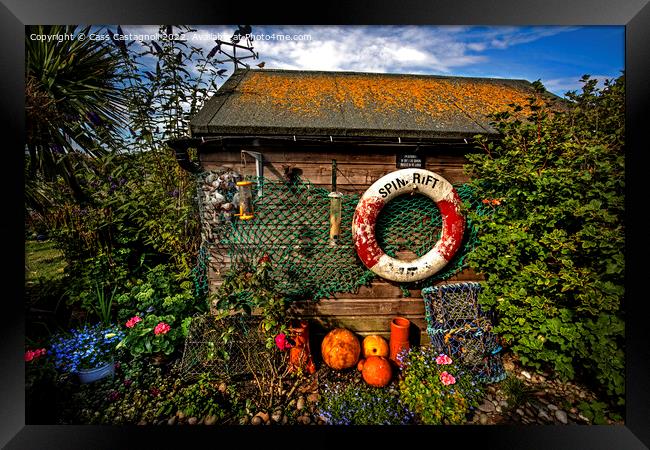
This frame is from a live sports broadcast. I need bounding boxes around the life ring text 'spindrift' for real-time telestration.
[352,169,465,283]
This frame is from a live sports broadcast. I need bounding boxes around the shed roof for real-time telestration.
[190,68,557,140]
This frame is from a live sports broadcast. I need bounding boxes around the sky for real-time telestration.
[119,25,624,98]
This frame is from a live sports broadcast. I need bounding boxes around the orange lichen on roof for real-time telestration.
[234,71,542,120]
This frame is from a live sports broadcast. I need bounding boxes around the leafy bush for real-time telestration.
[465,75,625,407]
[163,374,236,420]
[318,381,414,425]
[117,313,191,358]
[115,264,200,323]
[398,347,483,424]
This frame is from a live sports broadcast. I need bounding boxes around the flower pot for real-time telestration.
[389,317,411,367]
[288,320,316,374]
[77,359,115,384]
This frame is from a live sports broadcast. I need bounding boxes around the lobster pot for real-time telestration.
[422,282,506,383]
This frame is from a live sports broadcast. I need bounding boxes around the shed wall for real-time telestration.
[199,146,483,344]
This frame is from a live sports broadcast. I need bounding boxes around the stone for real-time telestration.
[251,416,263,426]
[555,410,568,424]
[204,415,218,426]
[516,408,525,416]
[188,417,198,425]
[547,403,558,411]
[301,415,311,425]
[495,406,502,413]
[296,397,306,411]
[479,413,488,425]
[137,420,147,426]
[271,410,283,423]
[499,400,509,408]
[167,417,177,426]
[521,370,532,380]
[281,415,288,425]
[254,411,270,423]
[570,407,578,414]
[538,410,551,422]
[307,393,320,404]
[478,400,496,413]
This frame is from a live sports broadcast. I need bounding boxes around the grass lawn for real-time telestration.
[25,240,67,283]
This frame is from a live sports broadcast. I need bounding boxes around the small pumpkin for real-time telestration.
[321,328,361,370]
[360,356,393,387]
[362,335,389,358]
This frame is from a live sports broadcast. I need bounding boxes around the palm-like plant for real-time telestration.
[25,25,127,202]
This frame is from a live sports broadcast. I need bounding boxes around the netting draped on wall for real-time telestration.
[191,171,491,300]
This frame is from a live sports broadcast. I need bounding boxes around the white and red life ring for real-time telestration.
[351,168,465,282]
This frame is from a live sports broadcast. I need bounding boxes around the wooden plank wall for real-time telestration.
[200,146,482,345]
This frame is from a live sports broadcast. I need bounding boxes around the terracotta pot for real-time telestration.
[288,320,316,374]
[389,317,411,366]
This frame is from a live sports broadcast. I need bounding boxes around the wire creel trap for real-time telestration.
[422,282,506,383]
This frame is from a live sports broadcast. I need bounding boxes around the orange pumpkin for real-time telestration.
[362,335,389,358]
[321,328,361,370]
[361,356,393,387]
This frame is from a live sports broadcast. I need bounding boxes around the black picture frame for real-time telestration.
[3,0,648,448]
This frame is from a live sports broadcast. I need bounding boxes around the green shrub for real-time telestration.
[318,381,414,425]
[164,374,236,420]
[398,346,483,425]
[465,75,625,407]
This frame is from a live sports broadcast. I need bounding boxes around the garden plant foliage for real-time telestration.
[465,75,625,406]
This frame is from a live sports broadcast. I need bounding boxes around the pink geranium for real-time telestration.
[435,354,453,365]
[24,348,47,362]
[439,371,456,386]
[154,322,171,335]
[125,316,142,328]
[274,333,293,351]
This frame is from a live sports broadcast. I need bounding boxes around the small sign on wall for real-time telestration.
[397,153,425,169]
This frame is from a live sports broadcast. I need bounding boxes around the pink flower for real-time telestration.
[24,348,47,362]
[274,333,293,351]
[125,316,142,328]
[439,371,456,386]
[154,322,171,335]
[435,354,453,365]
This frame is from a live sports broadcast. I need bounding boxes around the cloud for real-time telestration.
[246,25,492,74]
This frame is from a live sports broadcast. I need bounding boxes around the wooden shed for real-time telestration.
[173,68,549,345]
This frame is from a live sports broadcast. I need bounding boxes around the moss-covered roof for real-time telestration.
[190,68,558,140]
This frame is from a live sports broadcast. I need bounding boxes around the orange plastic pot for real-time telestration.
[288,320,316,374]
[389,317,410,366]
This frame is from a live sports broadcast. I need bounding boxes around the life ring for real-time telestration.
[352,168,465,282]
